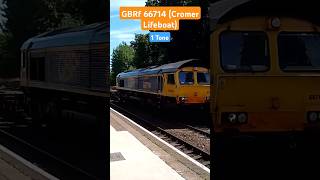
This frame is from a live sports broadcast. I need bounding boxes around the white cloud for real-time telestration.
[109,0,148,60]
[110,14,119,19]
[110,26,147,41]
[112,34,135,41]
[110,27,141,36]
[109,26,148,58]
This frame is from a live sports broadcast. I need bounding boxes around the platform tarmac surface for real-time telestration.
[110,109,207,180]
[0,157,31,180]
[0,144,58,180]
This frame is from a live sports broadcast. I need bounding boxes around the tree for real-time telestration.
[0,33,17,78]
[110,42,134,85]
[0,0,108,78]
[130,34,168,68]
[146,0,211,66]
[130,34,150,68]
[0,0,6,30]
[1,0,61,77]
[45,0,108,26]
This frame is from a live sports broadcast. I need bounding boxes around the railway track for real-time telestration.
[110,102,211,168]
[184,124,210,138]
[0,123,102,180]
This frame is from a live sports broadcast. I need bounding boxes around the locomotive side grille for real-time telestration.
[90,47,108,91]
[47,49,90,88]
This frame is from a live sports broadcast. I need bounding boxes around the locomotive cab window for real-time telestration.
[179,71,194,85]
[197,72,209,85]
[220,31,270,72]
[167,74,175,84]
[30,57,45,81]
[158,76,163,91]
[119,79,124,87]
[278,32,320,71]
[22,51,27,68]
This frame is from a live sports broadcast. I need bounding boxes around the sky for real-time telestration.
[0,0,7,30]
[110,0,148,61]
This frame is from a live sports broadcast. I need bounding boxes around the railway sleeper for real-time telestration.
[191,154,202,160]
[202,161,210,166]
[151,130,158,133]
[170,142,179,146]
[176,145,185,149]
[161,136,171,141]
[183,149,194,154]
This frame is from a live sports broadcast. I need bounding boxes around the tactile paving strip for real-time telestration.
[110,152,126,162]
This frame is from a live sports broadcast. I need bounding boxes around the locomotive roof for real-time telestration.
[21,22,108,50]
[117,59,206,78]
[209,0,320,30]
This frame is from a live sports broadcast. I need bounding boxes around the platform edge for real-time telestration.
[110,107,210,178]
[0,144,60,180]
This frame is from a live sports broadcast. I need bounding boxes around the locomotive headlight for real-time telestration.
[181,97,187,100]
[271,17,281,28]
[179,97,188,103]
[228,113,237,123]
[222,112,248,125]
[308,112,318,122]
[238,113,248,124]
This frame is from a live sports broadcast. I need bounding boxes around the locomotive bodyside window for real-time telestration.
[38,58,45,81]
[278,32,320,71]
[138,77,143,89]
[220,31,270,72]
[119,79,124,87]
[135,77,138,89]
[167,74,175,84]
[158,76,163,92]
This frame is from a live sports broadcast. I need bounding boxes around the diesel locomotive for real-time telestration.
[115,59,210,108]
[209,0,320,178]
[210,0,320,142]
[20,22,109,126]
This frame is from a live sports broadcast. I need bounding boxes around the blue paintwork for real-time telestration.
[117,59,203,78]
[21,22,108,50]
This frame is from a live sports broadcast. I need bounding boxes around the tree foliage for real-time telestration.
[146,0,211,66]
[0,33,17,77]
[0,0,6,30]
[130,34,168,68]
[0,0,108,78]
[111,0,212,83]
[110,42,134,85]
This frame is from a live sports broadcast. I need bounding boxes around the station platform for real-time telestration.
[0,144,58,180]
[110,124,184,180]
[0,157,30,180]
[110,108,208,180]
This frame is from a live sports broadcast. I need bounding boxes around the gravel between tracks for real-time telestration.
[166,128,210,154]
